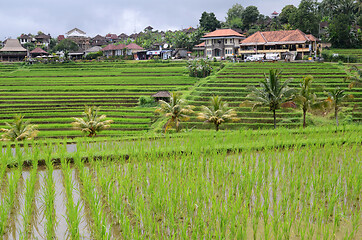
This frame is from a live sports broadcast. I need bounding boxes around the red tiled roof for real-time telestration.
[306,34,318,41]
[126,43,144,50]
[195,42,205,47]
[30,47,48,54]
[202,29,244,38]
[241,30,317,45]
[272,11,279,15]
[57,35,65,41]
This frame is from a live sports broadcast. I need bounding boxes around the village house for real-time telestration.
[19,34,32,45]
[66,28,91,50]
[0,39,27,61]
[101,43,126,57]
[239,29,321,60]
[200,29,245,59]
[125,43,146,59]
[30,47,48,58]
[91,35,108,46]
[34,33,51,48]
[105,33,119,43]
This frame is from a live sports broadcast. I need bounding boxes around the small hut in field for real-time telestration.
[30,47,48,57]
[152,91,171,102]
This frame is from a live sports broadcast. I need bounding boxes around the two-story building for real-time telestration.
[200,29,245,59]
[239,29,321,60]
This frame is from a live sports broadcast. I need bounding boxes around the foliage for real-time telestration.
[321,51,358,63]
[85,51,103,60]
[292,76,326,128]
[0,114,38,141]
[23,42,36,51]
[346,65,362,89]
[54,39,79,52]
[225,4,244,29]
[325,87,347,126]
[328,14,359,48]
[294,0,320,36]
[245,69,294,129]
[241,6,260,30]
[199,12,221,32]
[279,5,298,25]
[138,96,156,107]
[155,92,194,132]
[187,59,212,78]
[71,106,113,137]
[198,96,238,131]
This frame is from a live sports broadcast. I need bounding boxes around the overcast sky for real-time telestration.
[0,0,302,40]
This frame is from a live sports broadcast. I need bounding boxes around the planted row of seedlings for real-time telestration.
[0,127,360,239]
[188,62,361,129]
[0,62,200,138]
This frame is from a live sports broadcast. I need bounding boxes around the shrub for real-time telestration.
[138,96,157,107]
[187,59,213,78]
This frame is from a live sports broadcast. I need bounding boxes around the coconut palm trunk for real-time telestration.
[273,109,277,129]
[335,105,339,126]
[303,108,307,128]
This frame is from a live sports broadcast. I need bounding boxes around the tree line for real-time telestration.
[199,0,361,48]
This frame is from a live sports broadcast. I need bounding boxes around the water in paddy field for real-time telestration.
[1,168,92,240]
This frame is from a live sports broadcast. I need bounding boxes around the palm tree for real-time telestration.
[71,106,113,137]
[155,92,194,132]
[326,88,347,126]
[346,65,361,89]
[0,114,38,141]
[198,96,239,131]
[245,69,294,129]
[293,76,326,128]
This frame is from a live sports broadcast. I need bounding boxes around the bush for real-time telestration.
[85,51,103,60]
[187,59,213,78]
[321,52,358,63]
[138,96,157,107]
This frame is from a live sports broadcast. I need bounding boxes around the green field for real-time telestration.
[323,48,362,62]
[0,61,361,138]
[0,126,361,239]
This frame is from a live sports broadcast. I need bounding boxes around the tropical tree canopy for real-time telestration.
[198,96,239,131]
[155,92,194,132]
[245,69,294,128]
[0,114,38,141]
[71,106,113,137]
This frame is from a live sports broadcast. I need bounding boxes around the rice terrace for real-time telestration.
[0,59,361,239]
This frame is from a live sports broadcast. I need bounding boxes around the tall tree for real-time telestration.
[54,39,79,52]
[241,6,260,30]
[198,96,238,131]
[225,4,244,29]
[245,69,294,129]
[328,14,356,48]
[199,12,221,32]
[295,0,320,35]
[279,5,298,25]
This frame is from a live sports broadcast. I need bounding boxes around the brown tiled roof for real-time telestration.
[35,34,51,40]
[152,91,170,98]
[20,34,32,39]
[241,29,317,46]
[101,44,126,51]
[306,34,318,41]
[202,29,244,38]
[30,47,48,54]
[106,33,118,40]
[126,43,144,50]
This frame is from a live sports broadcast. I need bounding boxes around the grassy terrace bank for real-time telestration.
[0,126,361,239]
[0,61,361,139]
